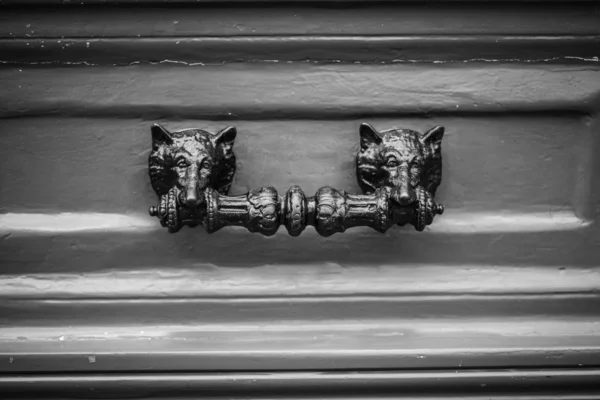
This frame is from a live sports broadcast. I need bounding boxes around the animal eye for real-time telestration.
[386,159,399,168]
[201,159,212,170]
[176,158,188,168]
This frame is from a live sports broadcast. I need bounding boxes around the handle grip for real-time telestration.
[150,185,443,236]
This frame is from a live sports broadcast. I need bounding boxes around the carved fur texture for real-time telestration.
[148,124,237,202]
[356,123,444,203]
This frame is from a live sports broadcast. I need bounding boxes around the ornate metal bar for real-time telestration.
[148,123,444,236]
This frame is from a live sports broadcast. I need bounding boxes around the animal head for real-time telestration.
[148,124,237,207]
[356,123,444,206]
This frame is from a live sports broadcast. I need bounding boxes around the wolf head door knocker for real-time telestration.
[148,124,237,232]
[356,123,445,231]
[149,123,444,235]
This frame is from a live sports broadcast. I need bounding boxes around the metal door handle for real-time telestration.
[148,123,444,236]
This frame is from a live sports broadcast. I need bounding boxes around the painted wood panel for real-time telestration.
[2,370,600,399]
[3,4,599,38]
[0,1,599,393]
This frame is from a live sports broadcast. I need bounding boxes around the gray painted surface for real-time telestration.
[3,5,599,37]
[3,370,600,399]
[0,2,599,394]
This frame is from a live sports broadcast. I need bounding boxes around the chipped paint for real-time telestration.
[0,56,598,67]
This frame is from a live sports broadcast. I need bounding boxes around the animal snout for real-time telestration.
[184,186,201,207]
[390,180,416,206]
[179,165,206,208]
[178,185,202,208]
[390,171,416,206]
[397,188,415,205]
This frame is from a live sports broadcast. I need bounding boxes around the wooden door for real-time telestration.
[1,1,599,398]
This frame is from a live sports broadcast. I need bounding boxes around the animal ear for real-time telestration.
[151,124,173,147]
[213,126,237,147]
[359,123,382,150]
[421,125,444,146]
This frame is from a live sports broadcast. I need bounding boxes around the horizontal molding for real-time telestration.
[0,36,599,65]
[2,342,600,372]
[2,218,598,274]
[1,0,595,2]
[0,0,595,3]
[1,369,600,398]
[2,4,600,38]
[3,293,600,316]
[1,292,600,372]
[2,264,600,299]
[2,280,600,372]
[1,63,599,119]
[0,210,591,234]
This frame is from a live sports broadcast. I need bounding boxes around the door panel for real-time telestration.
[0,1,599,397]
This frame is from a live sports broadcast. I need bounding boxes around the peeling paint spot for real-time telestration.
[0,55,597,68]
[8,357,13,364]
[87,355,96,363]
[566,56,599,62]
